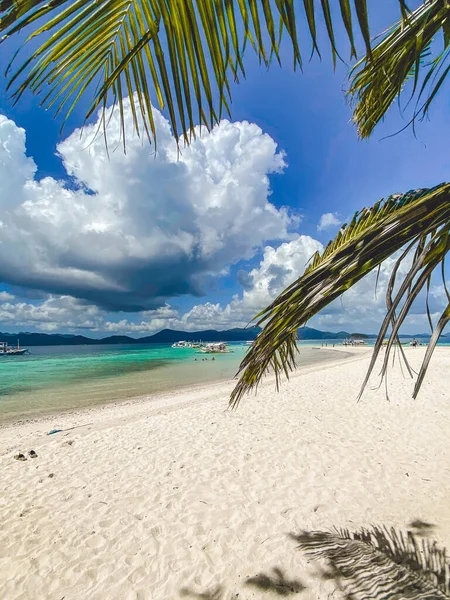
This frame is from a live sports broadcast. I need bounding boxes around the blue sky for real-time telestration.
[0,2,449,336]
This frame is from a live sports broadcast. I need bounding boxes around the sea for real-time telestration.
[1,337,447,424]
[0,341,346,423]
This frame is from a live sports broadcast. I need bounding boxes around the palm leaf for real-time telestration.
[0,1,412,146]
[230,183,450,408]
[348,0,450,138]
[293,526,450,599]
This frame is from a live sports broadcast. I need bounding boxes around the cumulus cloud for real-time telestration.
[0,102,295,311]
[0,245,446,336]
[0,235,323,334]
[165,235,324,331]
[0,295,102,332]
[0,291,15,301]
[172,244,448,335]
[1,105,445,337]
[312,253,449,333]
[0,293,180,334]
[317,212,341,231]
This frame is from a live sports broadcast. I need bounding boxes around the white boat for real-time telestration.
[343,338,367,346]
[171,341,202,349]
[171,341,189,348]
[245,340,253,346]
[199,342,231,354]
[0,340,29,356]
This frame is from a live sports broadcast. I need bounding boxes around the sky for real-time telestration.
[0,2,449,337]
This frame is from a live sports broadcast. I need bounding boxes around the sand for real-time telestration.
[1,346,449,599]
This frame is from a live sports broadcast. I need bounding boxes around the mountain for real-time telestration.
[0,327,439,346]
[0,328,262,346]
[298,327,350,340]
[138,327,262,343]
[0,332,99,346]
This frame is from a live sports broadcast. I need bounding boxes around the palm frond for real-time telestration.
[0,1,412,146]
[348,0,450,138]
[359,227,450,400]
[230,183,450,408]
[293,526,450,599]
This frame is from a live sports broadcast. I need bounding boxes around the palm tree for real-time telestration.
[1,1,449,404]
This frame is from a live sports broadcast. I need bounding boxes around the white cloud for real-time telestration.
[317,212,341,231]
[0,291,15,301]
[1,105,446,337]
[101,305,179,334]
[174,245,448,335]
[0,293,184,335]
[0,245,446,336]
[430,283,450,307]
[0,295,102,332]
[310,251,449,333]
[0,101,295,311]
[0,235,322,334]
[165,235,324,331]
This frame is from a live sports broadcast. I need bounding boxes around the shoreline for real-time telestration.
[0,345,356,431]
[2,345,449,599]
[0,347,360,456]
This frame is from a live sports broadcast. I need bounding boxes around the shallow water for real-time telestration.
[0,342,342,422]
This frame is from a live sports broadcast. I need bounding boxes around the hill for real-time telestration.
[0,326,441,346]
[0,328,262,346]
[138,327,261,344]
[298,327,359,340]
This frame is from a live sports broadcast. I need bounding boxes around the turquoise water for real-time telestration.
[0,342,341,423]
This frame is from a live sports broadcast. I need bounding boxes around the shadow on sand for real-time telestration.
[180,522,449,599]
[179,585,230,599]
[180,566,306,598]
[292,523,449,600]
[246,567,306,596]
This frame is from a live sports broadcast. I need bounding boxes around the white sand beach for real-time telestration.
[1,346,449,599]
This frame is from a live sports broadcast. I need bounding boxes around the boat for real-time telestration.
[199,342,231,354]
[171,341,203,349]
[171,341,190,348]
[245,340,253,346]
[0,340,29,356]
[342,338,367,346]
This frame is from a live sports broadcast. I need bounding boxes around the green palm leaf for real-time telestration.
[2,3,449,144]
[0,1,411,146]
[348,0,450,138]
[230,183,450,408]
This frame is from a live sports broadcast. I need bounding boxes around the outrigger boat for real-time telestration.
[342,338,367,346]
[0,340,29,356]
[199,342,231,354]
[171,341,203,348]
[171,340,190,348]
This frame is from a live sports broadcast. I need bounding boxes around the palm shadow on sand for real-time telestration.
[179,567,306,599]
[179,585,229,600]
[180,566,306,598]
[180,519,450,600]
[179,522,448,599]
[293,523,449,600]
[246,567,306,595]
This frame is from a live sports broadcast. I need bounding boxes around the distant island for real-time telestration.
[0,326,440,346]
